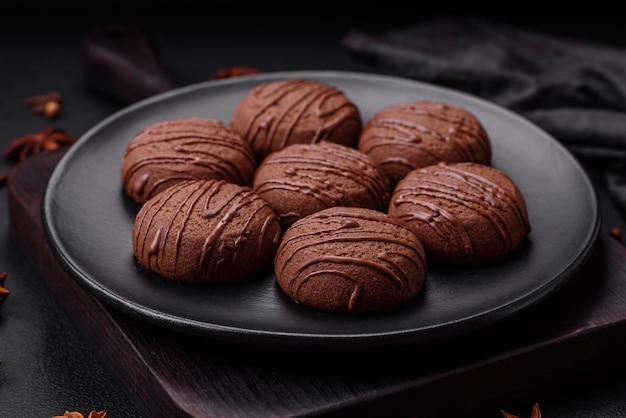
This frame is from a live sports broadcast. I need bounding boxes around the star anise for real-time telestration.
[210,66,261,79]
[25,91,62,119]
[610,226,622,242]
[0,272,9,305]
[2,126,76,163]
[53,410,108,418]
[501,403,541,418]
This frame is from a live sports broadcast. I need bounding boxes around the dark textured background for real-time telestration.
[2,16,626,417]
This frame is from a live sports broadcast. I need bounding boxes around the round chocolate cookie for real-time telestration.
[274,206,427,314]
[388,162,531,264]
[253,141,391,230]
[132,179,282,284]
[121,117,257,204]
[358,100,491,186]
[230,78,362,163]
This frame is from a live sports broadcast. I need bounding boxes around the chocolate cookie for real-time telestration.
[253,141,391,230]
[132,179,282,284]
[121,117,257,204]
[230,78,362,163]
[388,162,531,264]
[358,100,491,186]
[274,206,427,314]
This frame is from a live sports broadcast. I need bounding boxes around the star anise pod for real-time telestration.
[2,126,76,163]
[25,91,62,119]
[0,272,9,305]
[610,226,622,242]
[53,410,108,418]
[210,66,261,79]
[501,403,541,418]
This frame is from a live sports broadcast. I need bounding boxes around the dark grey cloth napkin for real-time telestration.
[342,18,626,212]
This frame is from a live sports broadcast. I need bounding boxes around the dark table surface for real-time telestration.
[2,16,626,418]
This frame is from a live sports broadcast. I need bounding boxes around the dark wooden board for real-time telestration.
[7,146,626,418]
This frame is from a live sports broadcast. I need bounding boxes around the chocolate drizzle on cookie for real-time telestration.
[231,78,362,162]
[253,142,390,228]
[121,118,257,204]
[133,179,281,284]
[274,207,426,313]
[389,162,530,264]
[358,100,491,186]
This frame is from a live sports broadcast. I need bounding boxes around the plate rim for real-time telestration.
[42,70,600,348]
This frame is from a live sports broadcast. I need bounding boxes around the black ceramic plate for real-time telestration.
[42,71,599,348]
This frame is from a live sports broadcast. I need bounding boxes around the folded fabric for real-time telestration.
[342,18,626,212]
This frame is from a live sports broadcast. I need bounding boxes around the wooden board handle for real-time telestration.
[82,24,177,104]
